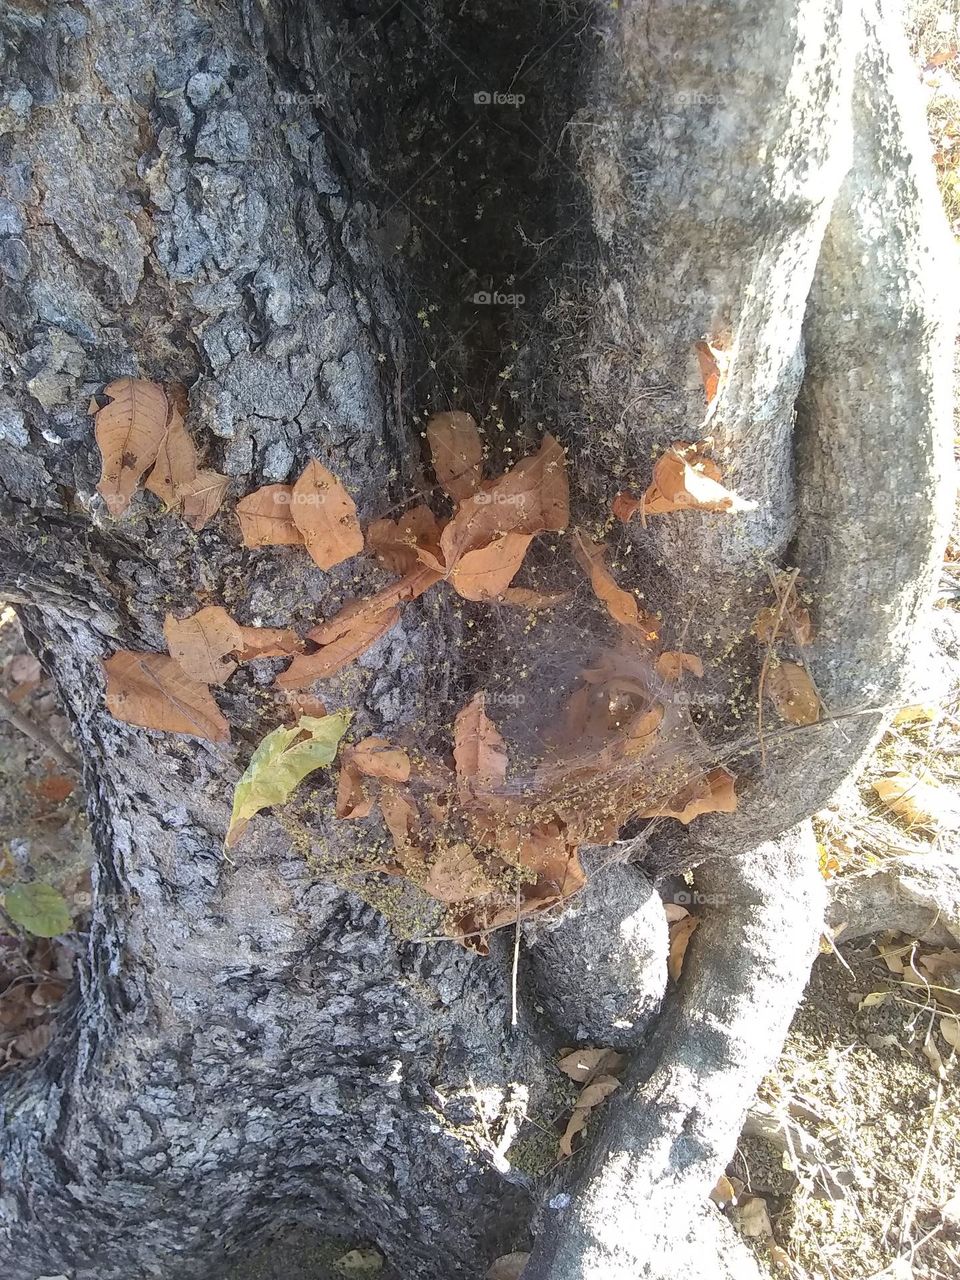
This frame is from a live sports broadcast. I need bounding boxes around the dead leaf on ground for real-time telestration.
[275,608,401,689]
[497,587,571,610]
[426,410,484,500]
[558,1074,621,1158]
[94,378,170,516]
[9,654,41,684]
[367,506,443,575]
[694,338,731,405]
[557,1046,626,1084]
[571,529,641,630]
[448,531,534,601]
[236,485,304,547]
[28,774,75,804]
[235,626,303,661]
[422,843,496,903]
[766,661,819,726]
[103,650,229,741]
[872,769,958,830]
[710,1175,737,1208]
[668,913,699,982]
[640,766,737,825]
[309,567,441,646]
[734,1194,774,1239]
[655,651,704,682]
[163,606,243,684]
[632,441,756,518]
[291,460,365,570]
[486,1253,529,1280]
[454,693,508,796]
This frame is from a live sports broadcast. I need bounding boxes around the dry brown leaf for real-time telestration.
[437,434,569,569]
[95,378,170,516]
[611,491,643,524]
[872,770,958,830]
[180,470,230,531]
[668,913,698,982]
[558,1074,621,1158]
[557,1047,626,1084]
[377,785,420,854]
[426,410,484,500]
[454,693,508,796]
[735,1194,773,1239]
[348,737,411,783]
[941,1016,960,1050]
[693,338,731,405]
[486,1253,529,1280]
[291,460,364,570]
[766,661,819,726]
[710,1175,737,1208]
[655,651,704,682]
[9,654,41,684]
[234,626,303,661]
[144,404,198,507]
[448,532,534,601]
[497,587,571,610]
[336,763,374,820]
[275,608,401,689]
[893,703,937,726]
[103,650,229,741]
[236,485,304,547]
[641,442,756,517]
[308,567,441,647]
[640,766,737,825]
[366,506,442,575]
[571,529,642,630]
[163,606,243,684]
[664,902,690,923]
[422,843,495,903]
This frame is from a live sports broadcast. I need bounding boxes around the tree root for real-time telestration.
[524,823,825,1279]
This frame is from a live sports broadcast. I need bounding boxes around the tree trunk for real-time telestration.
[0,1,951,1278]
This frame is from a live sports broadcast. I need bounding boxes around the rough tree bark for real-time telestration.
[0,1,951,1279]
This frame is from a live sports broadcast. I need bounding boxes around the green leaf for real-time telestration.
[4,882,73,937]
[226,710,351,846]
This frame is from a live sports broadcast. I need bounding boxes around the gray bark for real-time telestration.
[0,0,951,1278]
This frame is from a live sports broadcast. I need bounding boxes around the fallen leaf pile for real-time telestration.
[103,605,303,743]
[92,386,750,949]
[94,378,228,526]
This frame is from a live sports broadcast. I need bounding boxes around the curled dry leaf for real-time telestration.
[571,529,659,640]
[558,1074,621,1158]
[630,441,756,518]
[236,485,304,547]
[95,378,169,516]
[367,506,442,575]
[640,766,737,825]
[454,693,508,797]
[426,410,484,500]
[655,651,704,682]
[102,650,229,741]
[291,460,365,570]
[226,710,351,846]
[448,532,534,601]
[144,403,230,531]
[766,661,819,726]
[668,912,699,982]
[275,608,401,689]
[234,626,303,661]
[347,737,411,783]
[163,606,243,684]
[497,587,571,610]
[309,567,441,646]
[693,337,731,405]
